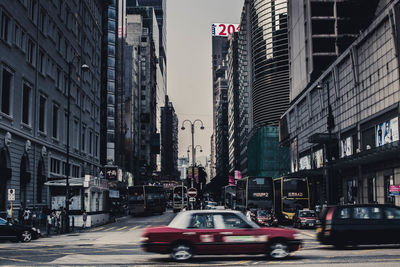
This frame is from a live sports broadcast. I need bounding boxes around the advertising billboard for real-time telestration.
[290,138,298,172]
[313,149,324,169]
[299,155,311,170]
[212,23,239,37]
[340,136,353,158]
[376,117,399,147]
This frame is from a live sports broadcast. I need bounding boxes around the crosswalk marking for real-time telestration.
[129,226,140,231]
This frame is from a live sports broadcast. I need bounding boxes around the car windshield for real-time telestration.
[257,210,270,216]
[299,211,316,217]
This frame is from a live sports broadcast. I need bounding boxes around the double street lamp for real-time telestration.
[181,120,204,189]
[187,145,203,164]
[66,56,89,232]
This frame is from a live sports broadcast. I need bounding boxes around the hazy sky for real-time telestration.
[166,0,244,164]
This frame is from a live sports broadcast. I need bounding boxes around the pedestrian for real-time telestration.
[6,205,12,223]
[18,206,24,223]
[47,212,53,236]
[82,210,87,229]
[23,208,31,225]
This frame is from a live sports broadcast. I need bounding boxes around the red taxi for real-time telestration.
[293,209,319,229]
[141,210,302,261]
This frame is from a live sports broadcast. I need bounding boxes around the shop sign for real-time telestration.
[288,192,304,197]
[299,155,311,170]
[290,138,298,172]
[340,136,353,158]
[109,189,120,198]
[253,192,269,198]
[376,117,399,147]
[105,166,118,180]
[389,185,400,196]
[312,149,324,169]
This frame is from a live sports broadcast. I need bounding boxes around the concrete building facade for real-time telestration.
[281,0,400,206]
[0,0,103,212]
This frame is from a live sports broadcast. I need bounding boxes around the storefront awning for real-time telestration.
[45,177,84,187]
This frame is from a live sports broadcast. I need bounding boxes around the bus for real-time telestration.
[274,177,310,222]
[172,185,188,213]
[127,185,166,216]
[236,176,274,212]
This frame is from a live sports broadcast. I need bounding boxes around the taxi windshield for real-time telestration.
[299,210,316,217]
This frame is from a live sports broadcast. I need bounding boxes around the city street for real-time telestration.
[0,210,400,266]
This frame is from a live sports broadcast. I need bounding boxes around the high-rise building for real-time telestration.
[250,0,290,126]
[0,0,103,211]
[244,0,290,178]
[161,95,179,178]
[101,0,118,167]
[127,0,167,172]
[289,0,380,101]
[281,0,399,206]
[227,33,241,174]
[125,7,159,180]
[215,61,230,182]
[238,0,252,176]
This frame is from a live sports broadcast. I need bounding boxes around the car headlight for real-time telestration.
[140,236,149,242]
[293,233,302,240]
[284,214,289,219]
[32,227,37,231]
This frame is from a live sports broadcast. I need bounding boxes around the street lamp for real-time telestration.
[181,120,204,190]
[66,56,89,232]
[187,145,203,163]
[317,81,335,205]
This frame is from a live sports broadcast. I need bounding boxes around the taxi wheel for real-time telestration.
[20,230,32,242]
[171,243,193,261]
[268,241,289,259]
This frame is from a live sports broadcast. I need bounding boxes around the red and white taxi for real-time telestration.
[141,210,302,261]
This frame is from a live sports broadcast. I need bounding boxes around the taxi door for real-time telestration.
[184,214,222,255]
[214,213,267,254]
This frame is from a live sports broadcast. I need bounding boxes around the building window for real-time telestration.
[52,104,59,138]
[27,38,36,65]
[384,175,394,204]
[73,120,79,149]
[89,130,93,155]
[95,134,99,157]
[81,125,86,152]
[39,8,46,34]
[28,0,38,23]
[38,50,45,74]
[1,12,12,43]
[50,158,60,174]
[1,67,13,115]
[39,94,46,132]
[22,82,31,125]
[72,165,80,178]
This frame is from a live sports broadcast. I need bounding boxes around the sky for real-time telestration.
[166,0,244,165]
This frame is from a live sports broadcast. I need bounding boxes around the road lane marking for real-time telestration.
[299,231,316,238]
[130,226,140,231]
[0,256,33,263]
[118,226,129,231]
[103,226,117,231]
[90,226,105,231]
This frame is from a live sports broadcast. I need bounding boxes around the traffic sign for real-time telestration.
[188,187,197,198]
[8,189,15,201]
[189,197,196,202]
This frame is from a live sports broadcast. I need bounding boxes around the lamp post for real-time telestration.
[187,145,203,165]
[181,120,204,190]
[317,82,335,205]
[66,57,89,232]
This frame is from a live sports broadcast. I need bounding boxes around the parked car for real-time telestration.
[205,201,217,209]
[253,209,278,227]
[317,204,400,248]
[293,209,319,229]
[0,217,41,242]
[141,210,302,261]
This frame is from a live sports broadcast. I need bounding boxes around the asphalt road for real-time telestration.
[1,210,400,266]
